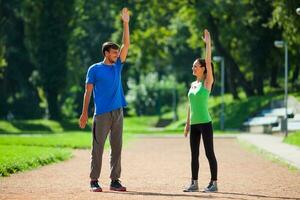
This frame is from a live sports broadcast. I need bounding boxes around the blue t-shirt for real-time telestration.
[85,57,127,116]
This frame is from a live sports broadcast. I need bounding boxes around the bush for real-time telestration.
[126,73,185,116]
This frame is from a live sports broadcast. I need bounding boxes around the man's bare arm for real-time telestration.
[119,8,130,63]
[79,84,93,129]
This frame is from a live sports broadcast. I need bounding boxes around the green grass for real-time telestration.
[291,92,300,102]
[284,131,300,147]
[124,116,159,133]
[0,131,133,176]
[0,119,90,134]
[0,132,133,149]
[0,121,20,133]
[0,145,72,177]
[0,132,91,149]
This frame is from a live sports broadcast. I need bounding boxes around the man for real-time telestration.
[79,7,130,192]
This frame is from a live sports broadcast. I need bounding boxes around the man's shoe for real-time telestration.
[110,179,126,191]
[90,180,102,192]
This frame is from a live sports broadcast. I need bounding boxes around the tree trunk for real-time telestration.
[291,51,300,86]
[270,64,280,88]
[46,89,60,120]
[225,62,239,99]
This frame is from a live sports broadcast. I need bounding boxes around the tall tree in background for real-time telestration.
[1,0,299,119]
[244,0,281,95]
[270,0,300,91]
[0,0,41,118]
[25,0,74,119]
[63,0,118,117]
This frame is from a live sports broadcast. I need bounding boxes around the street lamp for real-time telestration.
[213,56,225,131]
[274,40,288,137]
[296,7,300,15]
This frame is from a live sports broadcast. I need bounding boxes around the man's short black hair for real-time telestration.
[102,42,119,56]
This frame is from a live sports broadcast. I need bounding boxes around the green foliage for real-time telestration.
[0,0,42,118]
[0,45,7,78]
[1,0,299,119]
[126,73,185,115]
[0,145,71,176]
[270,0,300,48]
[24,0,75,119]
[270,0,300,90]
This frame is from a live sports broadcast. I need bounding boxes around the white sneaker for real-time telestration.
[183,180,199,192]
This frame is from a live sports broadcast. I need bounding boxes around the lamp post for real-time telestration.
[213,56,225,130]
[274,40,288,137]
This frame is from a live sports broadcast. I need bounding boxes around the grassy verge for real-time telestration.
[0,132,133,149]
[0,131,133,176]
[0,145,71,177]
[0,119,89,134]
[238,140,298,171]
[284,131,300,147]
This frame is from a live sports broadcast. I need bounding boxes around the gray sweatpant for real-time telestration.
[90,108,123,181]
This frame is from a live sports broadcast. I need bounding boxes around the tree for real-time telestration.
[270,0,300,90]
[0,0,41,119]
[24,0,74,119]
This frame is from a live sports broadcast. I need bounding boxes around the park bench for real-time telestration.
[243,116,279,134]
[243,107,298,133]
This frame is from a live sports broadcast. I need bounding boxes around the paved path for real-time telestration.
[1,136,300,200]
[238,133,300,169]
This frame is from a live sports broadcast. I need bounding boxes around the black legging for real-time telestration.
[190,122,218,181]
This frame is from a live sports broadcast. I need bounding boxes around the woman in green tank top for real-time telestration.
[183,29,218,193]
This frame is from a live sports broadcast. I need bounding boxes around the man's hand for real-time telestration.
[184,123,190,137]
[121,7,130,23]
[79,112,88,129]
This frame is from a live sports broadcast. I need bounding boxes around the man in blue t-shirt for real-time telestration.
[79,8,130,192]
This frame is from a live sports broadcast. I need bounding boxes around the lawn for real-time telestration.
[0,132,133,149]
[284,131,300,147]
[0,132,133,176]
[0,119,89,134]
[0,145,71,177]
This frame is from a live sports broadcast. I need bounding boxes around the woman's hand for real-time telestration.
[202,29,211,44]
[184,123,190,137]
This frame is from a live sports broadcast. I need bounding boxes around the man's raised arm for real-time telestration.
[119,8,130,63]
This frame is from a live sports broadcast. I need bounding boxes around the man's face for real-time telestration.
[105,48,119,63]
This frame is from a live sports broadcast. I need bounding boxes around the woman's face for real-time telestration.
[192,60,205,77]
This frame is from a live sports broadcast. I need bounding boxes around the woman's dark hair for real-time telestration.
[196,58,215,91]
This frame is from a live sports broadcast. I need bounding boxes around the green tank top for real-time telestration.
[188,81,212,125]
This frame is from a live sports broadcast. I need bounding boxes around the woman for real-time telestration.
[183,29,218,193]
